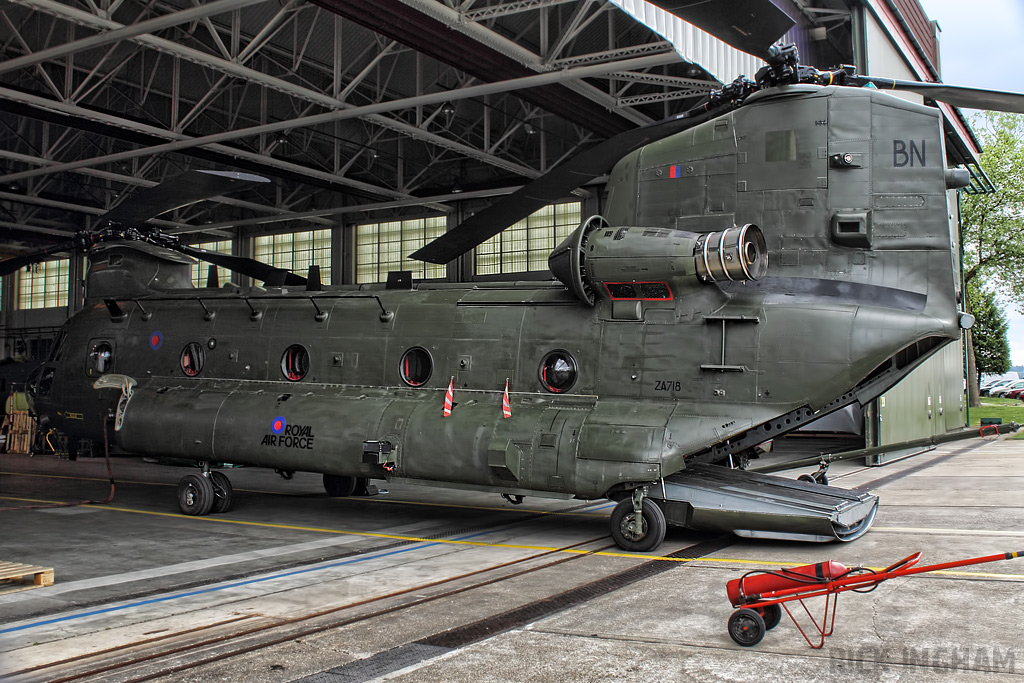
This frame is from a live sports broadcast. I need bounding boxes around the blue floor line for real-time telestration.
[0,517,594,635]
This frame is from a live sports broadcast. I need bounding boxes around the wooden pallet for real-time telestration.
[2,410,35,454]
[0,561,54,588]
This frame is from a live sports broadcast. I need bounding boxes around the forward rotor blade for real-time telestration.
[176,244,307,287]
[102,170,270,228]
[858,77,1024,114]
[0,240,78,277]
[410,106,720,265]
[644,0,795,61]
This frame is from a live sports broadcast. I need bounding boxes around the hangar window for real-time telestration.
[538,350,578,393]
[355,217,447,284]
[189,240,234,287]
[255,230,332,284]
[180,342,205,377]
[476,202,580,276]
[17,258,70,309]
[399,347,432,386]
[281,344,310,381]
[88,341,114,375]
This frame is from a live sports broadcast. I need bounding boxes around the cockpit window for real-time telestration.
[48,330,68,362]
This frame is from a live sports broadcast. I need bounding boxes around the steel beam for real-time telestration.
[399,0,654,126]
[0,0,266,75]
[0,52,680,185]
[14,0,571,180]
[0,149,333,225]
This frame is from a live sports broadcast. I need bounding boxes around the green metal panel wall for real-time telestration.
[875,339,966,446]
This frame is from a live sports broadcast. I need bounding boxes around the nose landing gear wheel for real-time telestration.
[178,473,215,516]
[609,497,666,552]
[728,608,767,646]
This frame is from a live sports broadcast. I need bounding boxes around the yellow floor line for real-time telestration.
[3,495,1022,579]
[0,471,607,517]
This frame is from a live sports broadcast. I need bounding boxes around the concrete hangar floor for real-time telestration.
[1,439,1022,682]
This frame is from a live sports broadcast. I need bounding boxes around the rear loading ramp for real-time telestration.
[652,463,878,542]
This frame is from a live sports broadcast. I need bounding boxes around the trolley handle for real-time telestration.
[882,551,922,573]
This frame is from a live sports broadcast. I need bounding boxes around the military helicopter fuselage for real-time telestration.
[31,83,967,548]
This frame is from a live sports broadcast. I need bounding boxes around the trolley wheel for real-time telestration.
[798,474,816,483]
[729,608,766,647]
[323,474,358,497]
[761,603,782,630]
[815,472,829,486]
[609,497,666,552]
[178,473,215,516]
[210,471,233,514]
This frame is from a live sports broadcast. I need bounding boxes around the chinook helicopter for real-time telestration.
[5,3,1024,553]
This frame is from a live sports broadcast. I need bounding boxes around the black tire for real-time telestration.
[815,473,829,486]
[609,497,667,552]
[728,608,766,647]
[761,603,782,630]
[210,471,233,514]
[178,473,215,516]
[798,474,816,483]
[324,474,358,497]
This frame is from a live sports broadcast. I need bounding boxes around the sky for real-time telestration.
[916,0,1024,366]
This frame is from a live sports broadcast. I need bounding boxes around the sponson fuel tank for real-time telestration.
[115,378,667,498]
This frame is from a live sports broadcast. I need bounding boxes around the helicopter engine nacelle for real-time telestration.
[550,219,767,304]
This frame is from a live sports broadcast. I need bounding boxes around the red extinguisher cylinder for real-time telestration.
[727,560,849,605]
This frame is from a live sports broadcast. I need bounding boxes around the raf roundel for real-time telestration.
[148,330,163,351]
[271,416,286,435]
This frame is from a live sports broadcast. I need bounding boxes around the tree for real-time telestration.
[967,280,1010,382]
[961,112,1024,298]
[959,112,1024,405]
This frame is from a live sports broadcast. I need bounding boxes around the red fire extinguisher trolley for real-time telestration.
[725,550,1022,648]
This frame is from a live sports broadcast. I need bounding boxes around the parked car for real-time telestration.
[981,379,1018,397]
[1005,387,1024,400]
[992,380,1024,397]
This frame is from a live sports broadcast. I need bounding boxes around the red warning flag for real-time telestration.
[443,377,454,417]
[502,379,511,418]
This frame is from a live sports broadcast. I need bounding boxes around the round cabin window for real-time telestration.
[539,350,578,393]
[281,344,310,381]
[180,342,205,377]
[400,347,432,386]
[89,341,114,375]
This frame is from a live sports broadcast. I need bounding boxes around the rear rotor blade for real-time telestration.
[644,0,795,61]
[176,244,307,287]
[102,170,270,228]
[858,77,1024,114]
[410,106,720,264]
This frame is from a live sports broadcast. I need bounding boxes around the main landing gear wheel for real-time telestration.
[324,474,367,497]
[728,608,767,647]
[178,473,215,516]
[210,471,233,513]
[609,497,666,552]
